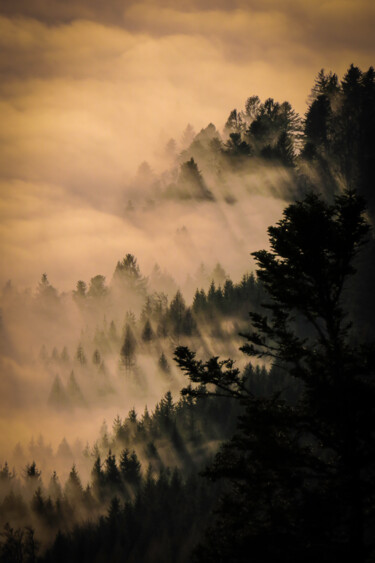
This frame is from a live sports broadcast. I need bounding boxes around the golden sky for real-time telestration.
[0,0,374,289]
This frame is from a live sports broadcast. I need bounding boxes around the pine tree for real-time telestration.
[48,471,62,500]
[73,280,87,299]
[120,324,137,371]
[87,275,107,299]
[104,451,122,491]
[245,95,261,120]
[177,158,214,200]
[169,290,186,340]
[91,456,105,501]
[158,352,171,375]
[37,273,58,301]
[112,254,147,294]
[64,465,83,502]
[141,319,154,342]
[175,189,375,562]
[119,449,141,487]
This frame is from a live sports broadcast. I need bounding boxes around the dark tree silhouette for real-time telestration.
[48,471,62,501]
[177,158,214,200]
[120,324,137,371]
[0,524,39,563]
[119,449,141,488]
[303,65,375,216]
[141,319,154,342]
[175,189,375,563]
[224,108,243,134]
[158,352,171,375]
[64,465,83,502]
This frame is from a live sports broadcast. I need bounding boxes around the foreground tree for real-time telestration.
[175,189,375,562]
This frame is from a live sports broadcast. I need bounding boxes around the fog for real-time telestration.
[0,81,291,490]
[1,0,374,291]
[0,1,374,555]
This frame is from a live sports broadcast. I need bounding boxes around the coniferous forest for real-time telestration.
[0,63,375,562]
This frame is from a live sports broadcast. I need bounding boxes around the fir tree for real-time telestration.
[120,324,137,371]
[175,189,375,562]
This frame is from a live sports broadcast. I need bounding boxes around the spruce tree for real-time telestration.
[175,189,375,563]
[120,324,137,371]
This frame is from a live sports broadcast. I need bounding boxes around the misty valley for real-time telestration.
[0,64,375,562]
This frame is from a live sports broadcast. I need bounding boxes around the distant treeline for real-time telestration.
[0,363,293,562]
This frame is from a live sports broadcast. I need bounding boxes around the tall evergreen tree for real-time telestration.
[120,324,137,371]
[87,275,107,299]
[175,189,375,563]
[64,465,83,502]
[141,319,154,342]
[177,158,214,200]
[112,254,147,294]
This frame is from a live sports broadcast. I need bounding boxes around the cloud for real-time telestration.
[0,1,373,292]
[2,1,374,61]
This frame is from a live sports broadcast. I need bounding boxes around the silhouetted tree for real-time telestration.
[245,95,261,120]
[141,319,154,342]
[120,324,137,371]
[91,456,105,502]
[87,275,107,299]
[158,352,171,375]
[112,254,147,294]
[177,158,214,200]
[48,471,62,500]
[119,449,141,488]
[224,109,243,134]
[64,465,83,502]
[169,290,187,340]
[0,524,39,563]
[175,189,375,563]
[104,451,122,492]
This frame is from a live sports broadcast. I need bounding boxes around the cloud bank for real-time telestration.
[0,0,374,289]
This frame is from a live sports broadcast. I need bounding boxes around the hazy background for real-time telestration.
[0,0,374,478]
[1,0,374,289]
